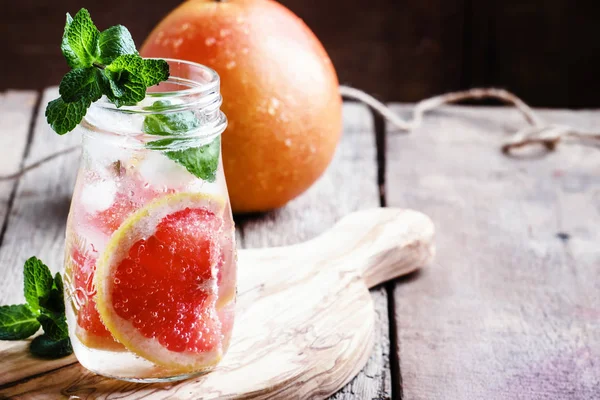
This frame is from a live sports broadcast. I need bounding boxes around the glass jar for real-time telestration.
[63,59,237,382]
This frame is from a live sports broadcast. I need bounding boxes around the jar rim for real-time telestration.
[91,58,221,115]
[81,58,226,144]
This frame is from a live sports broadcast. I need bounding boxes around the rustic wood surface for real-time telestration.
[1,88,599,399]
[0,91,37,243]
[387,105,600,399]
[0,88,82,384]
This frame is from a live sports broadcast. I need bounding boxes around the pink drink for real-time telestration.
[63,60,237,381]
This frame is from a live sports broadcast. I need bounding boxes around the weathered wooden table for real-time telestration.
[1,88,598,399]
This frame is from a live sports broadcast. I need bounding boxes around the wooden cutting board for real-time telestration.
[0,207,434,399]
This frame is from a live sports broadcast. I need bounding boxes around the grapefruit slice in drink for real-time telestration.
[95,192,233,371]
[64,234,124,350]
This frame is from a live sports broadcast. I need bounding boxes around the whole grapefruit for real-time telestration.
[141,0,342,213]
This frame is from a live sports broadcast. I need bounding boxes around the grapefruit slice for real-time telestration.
[65,235,124,350]
[95,192,231,371]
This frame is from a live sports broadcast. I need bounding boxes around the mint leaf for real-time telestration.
[140,59,170,87]
[38,273,69,342]
[143,99,172,112]
[165,137,221,182]
[106,54,169,89]
[144,111,201,136]
[104,68,146,107]
[37,313,68,341]
[41,273,65,314]
[143,101,221,182]
[59,68,103,102]
[0,258,72,359]
[64,8,100,68]
[54,272,64,296]
[98,25,137,64]
[61,13,81,69]
[105,54,143,79]
[30,335,72,359]
[45,96,91,135]
[146,137,221,182]
[23,257,53,313]
[0,305,41,340]
[49,8,170,134]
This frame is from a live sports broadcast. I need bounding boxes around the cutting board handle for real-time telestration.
[315,208,435,288]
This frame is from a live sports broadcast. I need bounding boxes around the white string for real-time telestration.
[339,85,600,154]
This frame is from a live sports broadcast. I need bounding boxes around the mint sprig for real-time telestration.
[46,8,170,135]
[23,257,54,312]
[0,257,72,359]
[0,305,40,340]
[144,101,221,182]
[30,336,73,359]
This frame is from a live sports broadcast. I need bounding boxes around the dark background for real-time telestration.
[2,0,599,107]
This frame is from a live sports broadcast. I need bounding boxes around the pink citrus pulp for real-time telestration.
[95,193,235,371]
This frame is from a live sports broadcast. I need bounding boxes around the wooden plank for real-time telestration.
[386,104,600,399]
[238,102,391,399]
[0,87,80,380]
[0,87,79,304]
[0,90,37,239]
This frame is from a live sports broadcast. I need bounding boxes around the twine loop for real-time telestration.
[339,86,600,155]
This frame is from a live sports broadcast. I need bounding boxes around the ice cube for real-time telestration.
[84,134,136,170]
[138,151,194,190]
[80,180,117,214]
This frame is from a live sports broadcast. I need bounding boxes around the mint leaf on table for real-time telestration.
[38,274,68,341]
[30,335,72,359]
[23,256,53,313]
[37,313,69,341]
[98,25,137,64]
[0,258,72,358]
[46,8,170,135]
[42,273,65,314]
[144,100,221,182]
[0,305,41,340]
